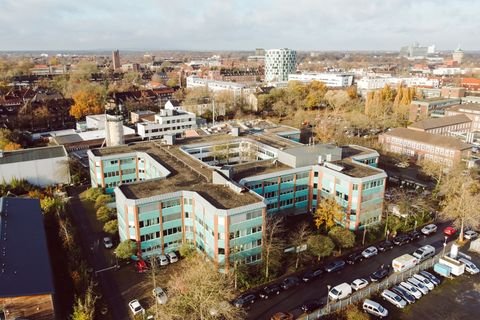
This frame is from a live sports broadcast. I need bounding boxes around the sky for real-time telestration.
[0,0,478,51]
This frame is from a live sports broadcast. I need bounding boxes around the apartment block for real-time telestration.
[445,104,480,132]
[408,114,472,136]
[379,127,472,167]
[288,73,354,88]
[265,48,297,82]
[409,98,462,121]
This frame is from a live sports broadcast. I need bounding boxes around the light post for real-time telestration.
[442,236,448,256]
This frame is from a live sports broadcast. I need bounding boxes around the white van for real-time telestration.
[363,299,388,318]
[392,254,419,272]
[412,245,435,261]
[328,282,352,301]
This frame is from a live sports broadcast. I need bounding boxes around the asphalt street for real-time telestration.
[68,193,131,320]
[247,222,453,320]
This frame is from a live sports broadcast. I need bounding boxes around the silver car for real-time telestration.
[381,289,407,309]
[153,287,168,304]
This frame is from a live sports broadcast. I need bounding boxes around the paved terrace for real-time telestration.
[94,142,261,209]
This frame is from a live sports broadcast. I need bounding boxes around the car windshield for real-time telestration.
[330,288,340,295]
[378,305,385,312]
[394,295,402,302]
[134,306,141,311]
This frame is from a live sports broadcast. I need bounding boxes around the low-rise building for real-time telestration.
[186,76,254,98]
[0,197,55,319]
[0,146,70,186]
[288,73,354,88]
[131,110,156,123]
[409,98,462,121]
[408,114,472,136]
[445,104,480,132]
[441,87,466,98]
[136,108,197,140]
[379,127,472,167]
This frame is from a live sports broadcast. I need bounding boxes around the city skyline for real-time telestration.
[0,0,479,51]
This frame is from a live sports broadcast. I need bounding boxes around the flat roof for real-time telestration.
[0,197,54,297]
[383,128,472,150]
[408,114,471,130]
[232,161,292,181]
[94,142,261,209]
[0,145,66,165]
[327,159,383,178]
[447,103,480,113]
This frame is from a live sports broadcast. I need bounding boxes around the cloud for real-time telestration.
[0,0,478,51]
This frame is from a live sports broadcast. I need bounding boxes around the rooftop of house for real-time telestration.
[94,141,261,209]
[325,159,384,178]
[0,197,54,297]
[408,114,472,130]
[447,103,480,113]
[0,145,67,165]
[412,97,461,105]
[382,127,472,150]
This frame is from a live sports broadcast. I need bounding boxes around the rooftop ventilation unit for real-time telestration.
[324,162,344,172]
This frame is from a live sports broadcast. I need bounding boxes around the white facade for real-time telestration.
[186,76,253,97]
[136,108,197,140]
[357,76,439,92]
[105,114,125,147]
[0,146,71,186]
[432,68,464,76]
[288,73,354,87]
[265,48,297,82]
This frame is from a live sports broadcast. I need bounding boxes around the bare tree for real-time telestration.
[289,222,311,270]
[262,216,285,280]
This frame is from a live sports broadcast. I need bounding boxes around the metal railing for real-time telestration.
[298,255,441,320]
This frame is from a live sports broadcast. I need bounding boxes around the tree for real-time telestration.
[69,84,106,119]
[40,196,57,215]
[289,222,311,269]
[307,234,335,261]
[85,187,104,201]
[439,172,480,242]
[115,240,136,260]
[166,77,179,87]
[272,100,289,118]
[96,206,114,223]
[328,226,356,254]
[0,128,21,150]
[3,142,21,151]
[314,197,344,231]
[71,283,96,320]
[159,254,245,320]
[33,105,50,128]
[262,216,285,280]
[179,242,196,258]
[95,194,113,209]
[103,219,118,235]
[419,159,448,192]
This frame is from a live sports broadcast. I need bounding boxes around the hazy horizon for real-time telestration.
[1,0,479,51]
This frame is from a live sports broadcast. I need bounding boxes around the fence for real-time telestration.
[297,254,442,320]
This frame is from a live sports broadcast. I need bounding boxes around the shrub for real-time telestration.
[94,194,112,209]
[103,219,118,235]
[85,188,104,202]
[96,206,113,223]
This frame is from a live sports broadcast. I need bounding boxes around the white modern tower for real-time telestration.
[265,48,297,82]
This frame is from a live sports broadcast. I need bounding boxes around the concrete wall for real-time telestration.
[0,157,71,186]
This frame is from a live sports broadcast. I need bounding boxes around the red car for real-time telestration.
[135,259,149,273]
[444,226,457,236]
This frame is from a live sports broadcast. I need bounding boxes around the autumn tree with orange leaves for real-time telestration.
[69,84,106,119]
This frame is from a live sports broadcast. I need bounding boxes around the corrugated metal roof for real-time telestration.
[0,145,67,165]
[0,197,54,297]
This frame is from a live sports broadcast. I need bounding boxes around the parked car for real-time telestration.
[103,237,113,249]
[407,277,429,295]
[459,258,480,274]
[128,299,145,315]
[281,277,300,290]
[301,299,323,313]
[346,252,364,265]
[258,284,282,299]
[378,240,394,252]
[413,245,436,262]
[233,293,257,308]
[363,299,388,318]
[324,260,346,272]
[158,254,170,266]
[370,265,391,282]
[362,246,378,258]
[413,274,434,290]
[135,259,149,273]
[381,289,407,308]
[421,224,437,236]
[270,312,294,320]
[302,268,323,282]
[409,230,422,240]
[166,252,178,263]
[152,287,168,304]
[328,282,352,301]
[444,226,457,236]
[393,234,411,246]
[419,270,440,286]
[399,281,422,299]
[391,286,416,304]
[351,278,369,291]
[464,230,478,240]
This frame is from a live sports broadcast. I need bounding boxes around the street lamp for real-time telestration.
[326,285,331,311]
[442,236,448,256]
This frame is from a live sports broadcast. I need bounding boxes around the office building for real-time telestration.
[0,197,55,319]
[186,76,253,98]
[408,115,472,136]
[400,43,436,59]
[288,73,354,88]
[409,98,462,121]
[445,104,480,132]
[265,48,297,82]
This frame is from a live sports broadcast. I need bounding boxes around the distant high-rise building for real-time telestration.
[112,50,121,70]
[399,43,436,59]
[452,47,464,64]
[265,48,297,82]
[255,48,265,56]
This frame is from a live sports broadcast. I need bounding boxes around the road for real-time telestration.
[247,222,454,320]
[67,192,131,320]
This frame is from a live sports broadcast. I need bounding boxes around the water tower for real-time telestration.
[105,96,125,147]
